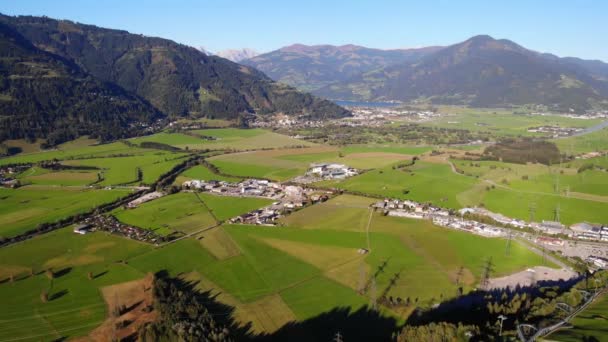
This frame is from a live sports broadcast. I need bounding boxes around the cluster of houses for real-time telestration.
[74,215,166,244]
[0,165,28,188]
[182,177,333,225]
[527,125,583,138]
[373,199,505,238]
[182,179,287,199]
[570,222,608,242]
[587,255,608,269]
[230,208,281,225]
[375,199,608,246]
[307,163,358,180]
[230,192,331,226]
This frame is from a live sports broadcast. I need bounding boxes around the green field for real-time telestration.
[113,192,272,235]
[0,227,151,341]
[450,159,608,225]
[0,186,131,239]
[320,161,478,208]
[208,146,419,181]
[554,127,608,154]
[422,111,602,137]
[548,293,608,341]
[133,128,317,151]
[17,167,98,186]
[63,152,187,185]
[0,141,150,166]
[197,193,273,221]
[113,192,217,236]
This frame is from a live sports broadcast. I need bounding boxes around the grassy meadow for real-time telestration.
[0,186,131,239]
[0,227,151,341]
[320,161,478,208]
[132,128,317,151]
[421,111,602,137]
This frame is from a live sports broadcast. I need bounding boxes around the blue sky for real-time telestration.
[2,0,607,61]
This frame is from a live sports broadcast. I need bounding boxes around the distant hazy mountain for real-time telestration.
[216,48,259,62]
[243,44,442,91]
[0,14,349,144]
[317,35,608,111]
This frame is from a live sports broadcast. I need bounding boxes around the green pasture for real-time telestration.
[113,192,217,236]
[198,193,272,221]
[63,152,187,185]
[421,111,601,137]
[0,141,149,166]
[449,159,608,224]
[0,186,131,239]
[554,127,608,154]
[17,167,98,186]
[0,227,151,341]
[321,162,478,208]
[134,128,316,151]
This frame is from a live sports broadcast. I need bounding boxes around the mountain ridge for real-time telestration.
[243,44,442,92]
[315,35,608,110]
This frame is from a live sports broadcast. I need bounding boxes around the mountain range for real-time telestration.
[0,14,349,145]
[244,36,608,111]
[244,44,442,92]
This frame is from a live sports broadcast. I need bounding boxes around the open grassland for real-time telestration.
[63,152,187,185]
[130,132,204,147]
[133,128,317,151]
[113,192,271,236]
[450,159,608,224]
[197,193,273,221]
[0,141,150,166]
[0,186,131,239]
[482,188,608,226]
[207,148,336,180]
[0,227,151,341]
[113,192,217,236]
[321,162,478,208]
[554,127,608,154]
[208,146,419,181]
[548,293,608,342]
[421,111,601,137]
[17,167,98,186]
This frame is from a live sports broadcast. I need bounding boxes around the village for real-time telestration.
[374,197,608,270]
[179,163,356,224]
[526,125,584,137]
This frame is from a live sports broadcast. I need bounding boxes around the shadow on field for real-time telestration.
[166,272,398,341]
[93,270,108,279]
[255,307,398,342]
[405,276,582,333]
[49,289,69,301]
[54,267,72,278]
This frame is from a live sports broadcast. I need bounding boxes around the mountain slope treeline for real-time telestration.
[0,14,349,145]
[0,22,162,145]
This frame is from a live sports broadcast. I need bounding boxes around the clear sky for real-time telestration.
[2,0,607,61]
